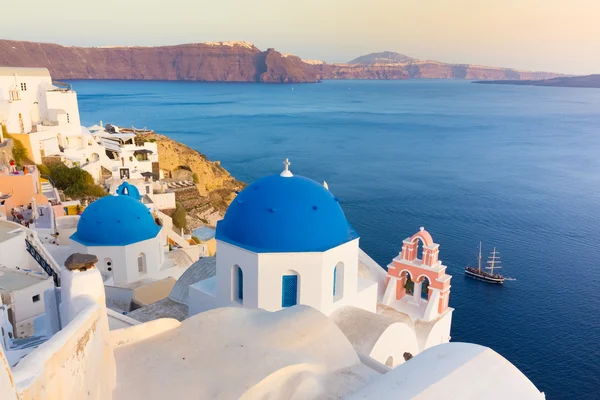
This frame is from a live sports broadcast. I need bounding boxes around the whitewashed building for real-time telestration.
[0,267,53,339]
[0,67,81,164]
[189,161,377,315]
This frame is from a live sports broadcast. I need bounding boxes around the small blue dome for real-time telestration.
[71,195,161,246]
[116,182,141,200]
[216,174,358,253]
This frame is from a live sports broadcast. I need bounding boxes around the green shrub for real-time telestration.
[172,202,187,230]
[1,123,7,137]
[192,173,199,184]
[191,235,201,244]
[47,164,107,199]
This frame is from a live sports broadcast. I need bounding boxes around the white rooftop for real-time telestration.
[0,267,48,292]
[113,306,380,399]
[347,342,545,399]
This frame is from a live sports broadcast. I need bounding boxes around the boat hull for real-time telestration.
[465,268,504,284]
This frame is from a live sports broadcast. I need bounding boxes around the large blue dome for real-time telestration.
[71,195,161,246]
[216,174,358,253]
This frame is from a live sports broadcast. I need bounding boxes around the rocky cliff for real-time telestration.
[0,40,318,83]
[138,132,245,228]
[0,40,561,82]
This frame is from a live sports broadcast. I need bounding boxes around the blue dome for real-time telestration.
[116,182,141,200]
[70,195,161,246]
[216,174,358,253]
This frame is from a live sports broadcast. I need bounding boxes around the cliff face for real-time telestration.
[138,132,245,227]
[0,40,560,82]
[0,40,318,83]
[317,62,559,81]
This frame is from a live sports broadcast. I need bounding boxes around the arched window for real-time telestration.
[416,239,424,261]
[232,265,243,303]
[137,253,146,274]
[333,262,344,301]
[403,272,414,296]
[421,277,431,300]
[282,271,299,307]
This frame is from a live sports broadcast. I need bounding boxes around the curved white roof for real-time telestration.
[347,342,544,399]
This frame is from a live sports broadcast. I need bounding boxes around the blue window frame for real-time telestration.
[282,275,298,307]
[237,267,243,300]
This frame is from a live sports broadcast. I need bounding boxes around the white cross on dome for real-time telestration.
[280,158,293,177]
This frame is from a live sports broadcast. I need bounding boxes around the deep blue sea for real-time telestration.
[70,79,600,398]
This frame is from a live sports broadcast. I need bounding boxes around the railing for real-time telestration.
[25,238,60,286]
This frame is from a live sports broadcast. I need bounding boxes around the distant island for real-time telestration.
[474,74,600,89]
[0,39,561,83]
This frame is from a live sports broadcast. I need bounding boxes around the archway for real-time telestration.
[401,271,414,296]
[420,276,431,300]
[282,271,300,307]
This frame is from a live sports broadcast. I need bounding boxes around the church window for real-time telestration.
[32,294,40,303]
[67,113,70,123]
[333,262,344,301]
[282,273,299,307]
[232,265,243,302]
[138,253,147,274]
[20,82,27,91]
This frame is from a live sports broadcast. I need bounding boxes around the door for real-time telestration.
[282,275,298,307]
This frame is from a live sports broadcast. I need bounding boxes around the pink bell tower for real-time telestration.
[383,227,452,321]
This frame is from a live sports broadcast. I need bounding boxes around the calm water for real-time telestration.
[71,79,600,398]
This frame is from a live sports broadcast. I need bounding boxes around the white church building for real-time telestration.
[187,160,452,367]
[190,160,376,315]
[69,190,165,286]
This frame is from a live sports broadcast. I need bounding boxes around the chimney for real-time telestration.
[59,253,108,331]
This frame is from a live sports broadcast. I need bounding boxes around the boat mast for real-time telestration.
[486,247,502,275]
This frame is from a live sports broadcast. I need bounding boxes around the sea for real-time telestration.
[70,79,600,398]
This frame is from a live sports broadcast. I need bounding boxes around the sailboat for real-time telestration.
[465,242,505,284]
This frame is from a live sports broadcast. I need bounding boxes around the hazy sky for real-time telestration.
[2,0,599,74]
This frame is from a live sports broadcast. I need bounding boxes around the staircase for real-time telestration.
[41,181,58,203]
[25,238,60,286]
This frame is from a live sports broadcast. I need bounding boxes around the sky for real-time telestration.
[1,0,599,74]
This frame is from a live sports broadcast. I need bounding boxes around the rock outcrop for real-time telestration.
[0,40,561,82]
[138,132,245,228]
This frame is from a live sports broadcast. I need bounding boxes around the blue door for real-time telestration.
[282,275,298,307]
